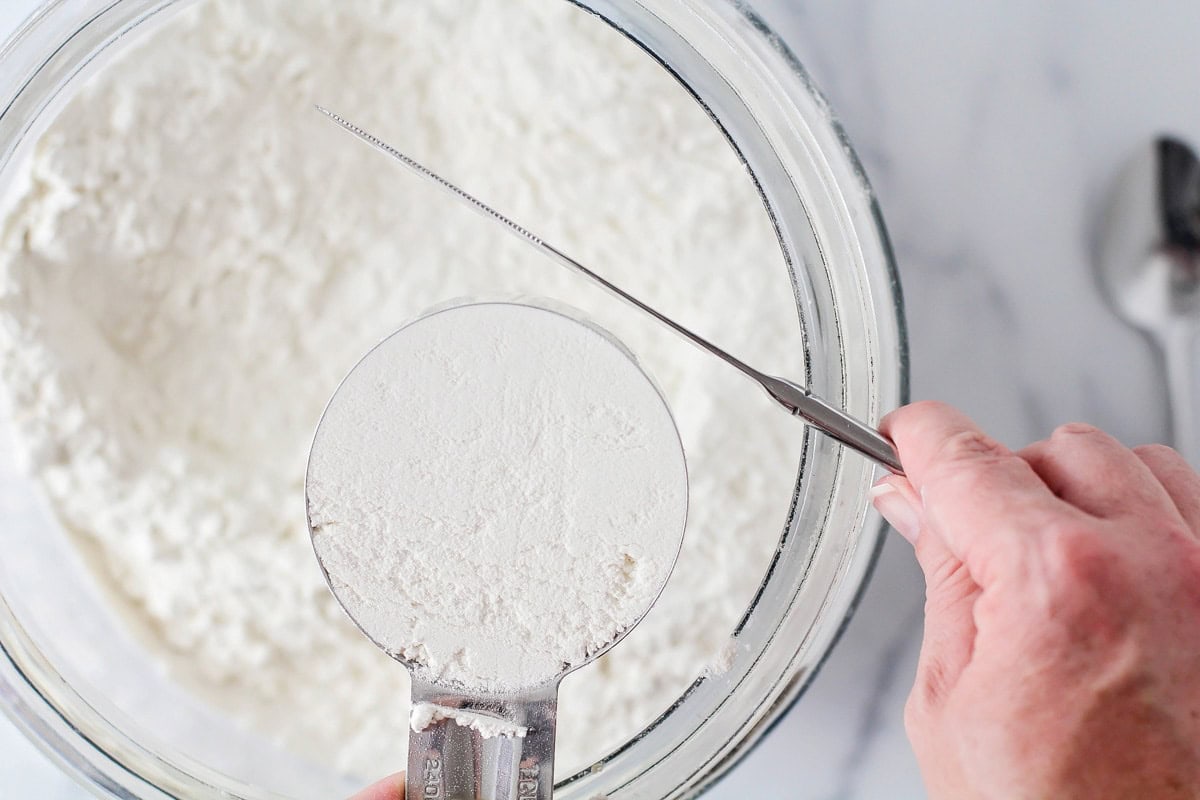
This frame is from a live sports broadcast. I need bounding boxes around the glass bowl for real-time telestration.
[0,0,907,798]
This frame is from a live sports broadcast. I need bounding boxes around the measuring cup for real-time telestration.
[304,300,688,800]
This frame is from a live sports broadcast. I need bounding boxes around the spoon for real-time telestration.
[314,106,904,475]
[1097,136,1200,465]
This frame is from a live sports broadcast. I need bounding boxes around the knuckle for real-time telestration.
[884,400,947,436]
[1160,518,1196,542]
[907,399,954,417]
[1175,546,1200,608]
[1041,523,1127,599]
[1043,522,1104,573]
[1037,524,1138,642]
[1157,523,1200,575]
[917,660,951,708]
[922,550,972,596]
[933,428,1009,465]
[1133,443,1183,463]
[1184,539,1200,568]
[928,458,1014,507]
[1052,421,1103,439]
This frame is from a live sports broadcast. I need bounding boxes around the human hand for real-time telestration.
[347,772,403,800]
[871,401,1200,800]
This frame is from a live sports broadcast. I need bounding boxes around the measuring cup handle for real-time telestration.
[502,696,556,800]
[407,678,559,800]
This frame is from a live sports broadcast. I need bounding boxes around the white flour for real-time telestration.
[0,0,804,779]
[307,302,687,692]
[410,704,528,740]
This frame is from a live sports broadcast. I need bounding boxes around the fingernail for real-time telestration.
[870,482,921,544]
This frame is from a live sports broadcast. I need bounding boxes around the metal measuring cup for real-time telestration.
[305,300,688,800]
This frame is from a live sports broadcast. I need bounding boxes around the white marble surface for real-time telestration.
[2,1,1199,798]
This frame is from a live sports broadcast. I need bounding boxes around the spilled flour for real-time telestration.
[0,0,803,779]
[308,302,687,692]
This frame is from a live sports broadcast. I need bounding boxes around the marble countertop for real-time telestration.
[2,1,1198,798]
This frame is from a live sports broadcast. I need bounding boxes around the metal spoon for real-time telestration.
[1097,136,1200,465]
[314,106,904,475]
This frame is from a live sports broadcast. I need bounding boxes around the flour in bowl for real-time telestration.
[0,0,803,779]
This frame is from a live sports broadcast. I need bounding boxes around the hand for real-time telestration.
[872,401,1200,800]
[348,773,404,800]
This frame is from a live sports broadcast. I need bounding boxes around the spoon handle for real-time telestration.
[497,695,556,800]
[1164,324,1199,468]
[407,678,558,800]
[757,374,903,474]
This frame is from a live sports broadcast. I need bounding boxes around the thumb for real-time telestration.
[348,773,405,800]
[873,476,978,711]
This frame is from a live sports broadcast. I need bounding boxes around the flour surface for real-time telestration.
[0,0,804,778]
[308,303,686,692]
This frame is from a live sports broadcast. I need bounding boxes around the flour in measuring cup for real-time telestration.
[0,0,803,778]
[307,303,687,693]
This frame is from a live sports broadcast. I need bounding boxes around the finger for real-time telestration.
[882,401,1073,587]
[873,475,979,710]
[1019,423,1176,520]
[870,475,921,543]
[348,773,405,800]
[912,523,981,713]
[1134,444,1200,534]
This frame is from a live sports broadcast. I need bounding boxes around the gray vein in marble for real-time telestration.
[820,600,923,800]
